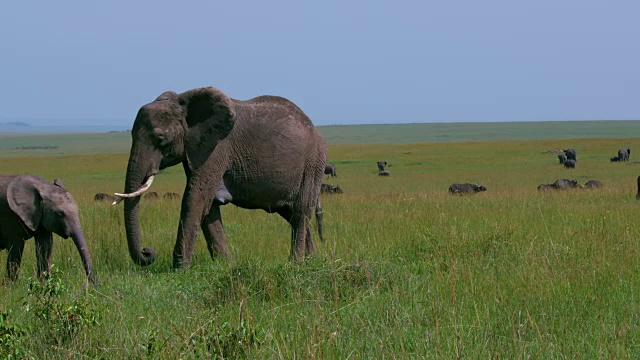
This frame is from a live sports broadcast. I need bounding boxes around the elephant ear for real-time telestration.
[7,175,45,232]
[178,87,236,170]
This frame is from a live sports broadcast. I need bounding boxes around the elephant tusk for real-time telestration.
[113,175,155,204]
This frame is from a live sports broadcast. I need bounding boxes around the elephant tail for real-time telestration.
[315,196,324,242]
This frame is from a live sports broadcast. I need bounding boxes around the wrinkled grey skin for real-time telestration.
[557,154,567,164]
[320,183,343,194]
[144,192,159,200]
[378,170,391,176]
[0,175,97,284]
[163,192,181,200]
[553,179,579,189]
[377,161,388,172]
[583,180,603,189]
[119,87,326,268]
[618,148,630,162]
[324,163,337,177]
[94,193,116,202]
[564,159,576,169]
[610,156,621,162]
[448,183,487,195]
[563,148,577,161]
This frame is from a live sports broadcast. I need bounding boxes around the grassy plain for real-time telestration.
[1,122,640,358]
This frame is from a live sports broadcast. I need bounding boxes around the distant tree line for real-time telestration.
[11,145,59,150]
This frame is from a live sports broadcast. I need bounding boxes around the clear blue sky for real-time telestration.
[1,1,639,127]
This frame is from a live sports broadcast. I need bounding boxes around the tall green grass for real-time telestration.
[1,137,640,358]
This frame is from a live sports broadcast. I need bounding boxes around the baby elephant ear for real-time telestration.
[7,175,44,232]
[179,87,236,169]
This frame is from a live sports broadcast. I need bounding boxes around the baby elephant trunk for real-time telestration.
[71,230,97,285]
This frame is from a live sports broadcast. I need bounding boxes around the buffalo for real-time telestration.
[163,192,181,200]
[378,170,391,176]
[557,154,567,164]
[564,148,577,161]
[320,183,343,194]
[583,180,603,189]
[553,179,579,189]
[448,183,487,195]
[143,191,159,200]
[618,148,631,162]
[94,192,116,201]
[537,184,556,191]
[564,159,576,169]
[610,156,621,162]
[324,163,337,177]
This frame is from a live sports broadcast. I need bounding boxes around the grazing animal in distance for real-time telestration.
[448,183,487,195]
[320,183,343,194]
[143,191,159,200]
[637,176,640,200]
[610,156,621,162]
[163,192,180,200]
[564,159,576,169]
[377,161,388,172]
[94,192,116,202]
[553,179,579,189]
[378,170,390,176]
[618,148,631,162]
[537,184,556,191]
[564,148,577,161]
[557,154,567,164]
[583,180,603,189]
[324,163,337,177]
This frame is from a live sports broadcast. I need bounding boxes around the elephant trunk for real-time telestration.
[70,229,97,285]
[122,151,158,266]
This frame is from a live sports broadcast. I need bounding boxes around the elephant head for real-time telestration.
[7,175,96,283]
[115,87,236,266]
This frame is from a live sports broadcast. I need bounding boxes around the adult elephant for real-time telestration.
[618,148,630,162]
[324,163,337,177]
[113,87,327,268]
[0,175,97,283]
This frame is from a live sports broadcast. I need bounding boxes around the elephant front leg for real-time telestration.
[201,204,231,259]
[35,229,54,280]
[6,241,25,282]
[173,182,212,269]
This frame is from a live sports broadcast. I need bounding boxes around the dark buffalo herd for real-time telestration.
[448,183,487,195]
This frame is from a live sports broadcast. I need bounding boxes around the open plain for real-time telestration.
[2,121,640,358]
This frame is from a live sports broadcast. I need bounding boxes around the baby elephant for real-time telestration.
[448,183,487,195]
[610,156,621,162]
[378,171,391,176]
[0,175,97,284]
[320,183,343,194]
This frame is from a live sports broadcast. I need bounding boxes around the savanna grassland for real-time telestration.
[2,122,640,358]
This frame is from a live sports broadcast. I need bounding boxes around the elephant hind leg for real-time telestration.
[278,207,311,261]
[6,242,25,281]
[201,204,231,260]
